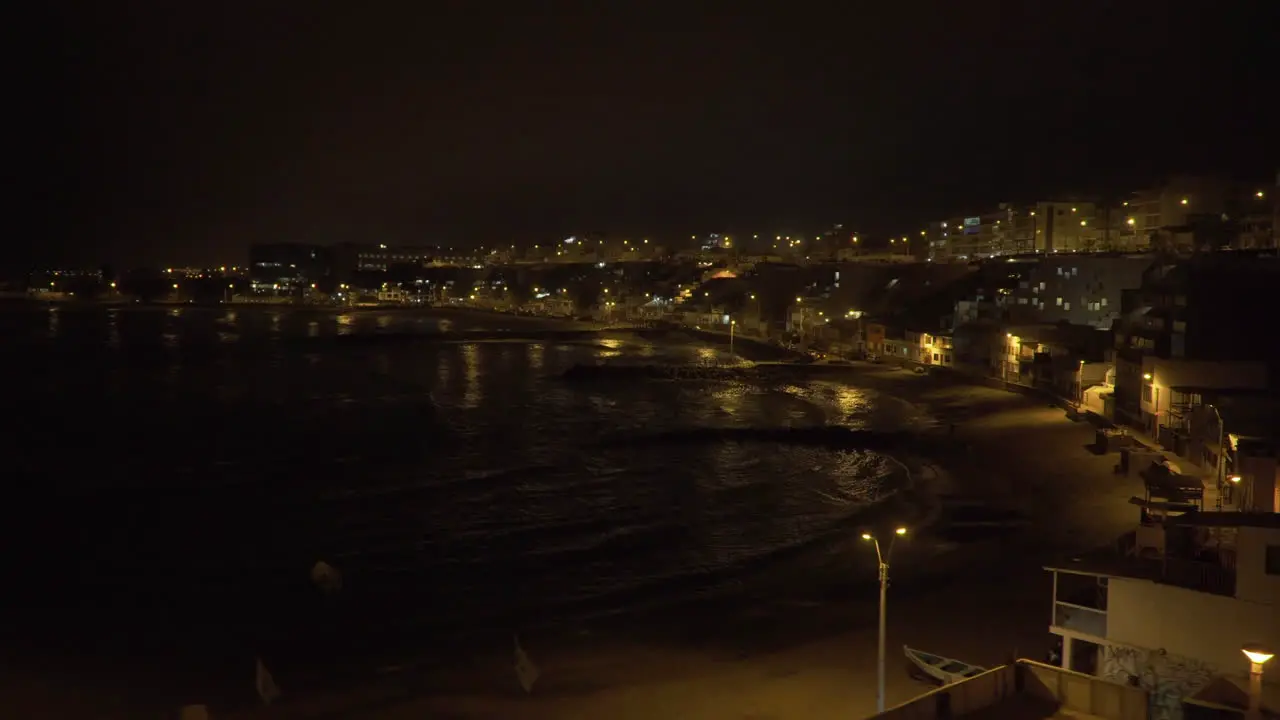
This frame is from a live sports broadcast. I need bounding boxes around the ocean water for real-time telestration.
[1,304,919,681]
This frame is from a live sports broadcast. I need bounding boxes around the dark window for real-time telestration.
[1266,545,1280,576]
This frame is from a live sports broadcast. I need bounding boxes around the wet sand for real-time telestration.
[186,366,1144,720]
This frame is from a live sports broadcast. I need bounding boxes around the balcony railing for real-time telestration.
[1163,557,1236,596]
[1114,533,1237,596]
[1054,602,1107,637]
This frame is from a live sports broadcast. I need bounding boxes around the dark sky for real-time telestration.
[36,2,1279,268]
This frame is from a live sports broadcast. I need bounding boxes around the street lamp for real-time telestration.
[1242,645,1273,720]
[1207,404,1227,509]
[1077,359,1085,406]
[729,319,736,356]
[862,526,908,713]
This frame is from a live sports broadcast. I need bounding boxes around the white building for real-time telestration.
[1046,513,1280,720]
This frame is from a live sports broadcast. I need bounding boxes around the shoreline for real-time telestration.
[2,341,1146,718]
[268,367,1143,719]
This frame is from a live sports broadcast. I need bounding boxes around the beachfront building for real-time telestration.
[1113,253,1280,435]
[996,323,1112,393]
[1135,358,1272,493]
[1046,512,1280,720]
[904,330,954,367]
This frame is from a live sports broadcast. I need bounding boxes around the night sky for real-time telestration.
[37,3,1278,268]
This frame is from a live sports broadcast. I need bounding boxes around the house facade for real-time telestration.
[1046,513,1280,720]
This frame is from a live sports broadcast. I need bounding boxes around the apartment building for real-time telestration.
[1122,176,1276,252]
[1006,254,1153,329]
[1112,253,1280,432]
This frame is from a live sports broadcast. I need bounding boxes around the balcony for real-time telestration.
[1053,602,1107,637]
[1161,556,1236,596]
[1111,532,1238,596]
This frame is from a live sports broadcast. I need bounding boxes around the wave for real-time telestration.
[602,425,916,452]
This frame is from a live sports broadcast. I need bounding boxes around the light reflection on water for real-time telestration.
[105,309,120,349]
[9,306,917,632]
[461,343,481,409]
[336,314,354,334]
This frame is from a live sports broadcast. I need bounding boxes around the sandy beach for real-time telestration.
[187,365,1144,720]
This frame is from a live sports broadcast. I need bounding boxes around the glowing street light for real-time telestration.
[862,526,909,713]
[1242,645,1273,720]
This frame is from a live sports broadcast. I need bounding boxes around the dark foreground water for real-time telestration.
[0,304,923,699]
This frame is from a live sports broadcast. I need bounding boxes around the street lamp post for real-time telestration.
[1242,645,1273,720]
[1208,404,1226,509]
[862,526,908,713]
[1077,359,1086,408]
[729,319,736,356]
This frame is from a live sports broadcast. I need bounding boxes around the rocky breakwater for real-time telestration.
[561,361,861,383]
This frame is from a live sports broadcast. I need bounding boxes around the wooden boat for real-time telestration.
[904,645,987,685]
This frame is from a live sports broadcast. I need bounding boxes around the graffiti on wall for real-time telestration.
[1102,644,1217,720]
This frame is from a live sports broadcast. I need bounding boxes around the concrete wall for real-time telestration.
[1234,526,1280,604]
[876,666,1016,720]
[1022,660,1150,720]
[876,661,1148,720]
[1106,578,1279,672]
